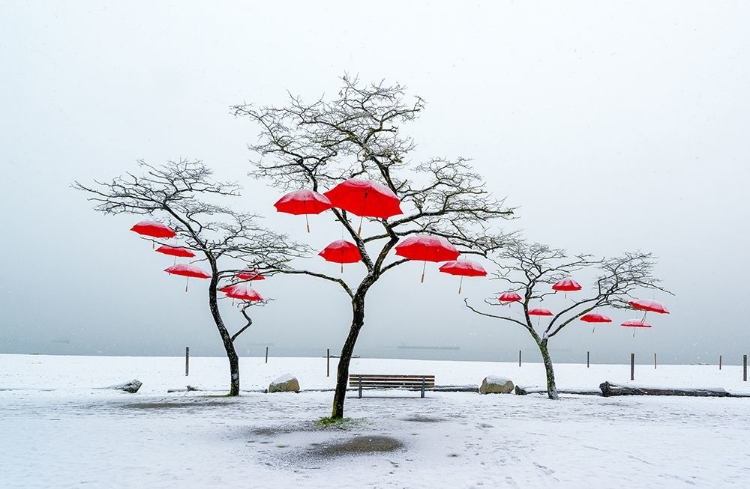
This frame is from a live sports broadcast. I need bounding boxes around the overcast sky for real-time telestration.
[2,2,749,365]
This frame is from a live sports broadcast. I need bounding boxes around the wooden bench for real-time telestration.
[349,374,436,398]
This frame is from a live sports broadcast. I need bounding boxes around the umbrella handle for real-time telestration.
[592,325,596,334]
[340,263,343,274]
[420,261,426,284]
[185,277,189,292]
[305,213,310,234]
[357,215,363,237]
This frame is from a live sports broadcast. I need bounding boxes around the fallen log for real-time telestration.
[599,381,732,397]
[514,385,600,396]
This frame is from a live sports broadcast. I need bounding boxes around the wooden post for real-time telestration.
[518,350,522,367]
[630,353,635,381]
[744,355,747,382]
[719,355,722,370]
[185,347,189,376]
[654,353,657,369]
[265,346,269,364]
[587,351,590,369]
[326,348,330,377]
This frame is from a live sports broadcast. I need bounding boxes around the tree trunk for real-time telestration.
[207,259,240,396]
[538,339,559,400]
[331,292,366,419]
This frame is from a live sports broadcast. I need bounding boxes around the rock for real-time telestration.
[268,374,300,393]
[479,376,514,394]
[109,380,142,393]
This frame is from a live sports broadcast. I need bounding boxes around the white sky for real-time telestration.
[1,1,749,364]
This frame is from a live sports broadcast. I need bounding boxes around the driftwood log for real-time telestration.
[514,386,600,396]
[599,382,732,397]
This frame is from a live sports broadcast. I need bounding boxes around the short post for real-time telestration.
[326,348,330,378]
[654,353,657,369]
[744,355,747,382]
[518,350,522,367]
[185,347,189,376]
[421,376,426,398]
[719,355,722,370]
[358,375,363,398]
[630,353,635,381]
[265,346,269,364]
[587,351,590,369]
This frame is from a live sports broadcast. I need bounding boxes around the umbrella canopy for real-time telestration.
[324,179,402,219]
[499,291,522,303]
[438,260,487,277]
[395,236,460,262]
[319,240,361,272]
[629,299,669,314]
[274,189,332,232]
[131,220,176,239]
[395,235,461,283]
[164,264,211,279]
[439,259,487,294]
[237,269,265,281]
[155,245,195,258]
[165,263,210,292]
[221,284,263,302]
[552,278,582,292]
[581,312,612,333]
[528,308,554,317]
[622,319,652,328]
[580,313,612,323]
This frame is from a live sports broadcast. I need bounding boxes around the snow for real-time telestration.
[2,354,750,488]
[271,373,297,385]
[484,375,513,385]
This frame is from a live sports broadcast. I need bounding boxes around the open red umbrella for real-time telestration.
[629,299,669,315]
[622,318,652,337]
[552,278,582,299]
[319,240,361,272]
[324,179,402,235]
[155,245,195,264]
[131,220,176,248]
[499,291,522,303]
[395,235,460,283]
[221,283,263,302]
[439,260,487,294]
[165,263,210,291]
[580,312,612,333]
[237,269,265,281]
[528,307,553,326]
[274,189,332,233]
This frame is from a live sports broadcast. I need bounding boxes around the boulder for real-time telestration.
[479,376,514,394]
[268,374,300,393]
[109,380,142,393]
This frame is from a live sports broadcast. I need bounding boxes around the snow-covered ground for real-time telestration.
[2,354,749,488]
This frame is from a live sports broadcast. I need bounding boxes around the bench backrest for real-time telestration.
[349,374,436,389]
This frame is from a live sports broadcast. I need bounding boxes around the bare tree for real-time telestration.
[233,76,515,419]
[465,239,670,399]
[74,159,307,395]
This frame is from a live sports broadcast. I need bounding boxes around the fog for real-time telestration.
[1,2,749,365]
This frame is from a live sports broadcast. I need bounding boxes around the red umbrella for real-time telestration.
[237,269,265,281]
[131,221,176,238]
[324,179,402,235]
[274,189,332,233]
[165,264,210,292]
[552,278,582,292]
[131,220,176,248]
[155,245,195,264]
[528,307,553,326]
[580,312,612,333]
[395,235,460,283]
[499,291,522,303]
[629,299,669,315]
[319,240,361,272]
[439,260,487,294]
[528,308,553,317]
[621,318,652,337]
[221,283,263,302]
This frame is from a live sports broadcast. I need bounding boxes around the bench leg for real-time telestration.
[421,377,426,398]
[358,376,362,399]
